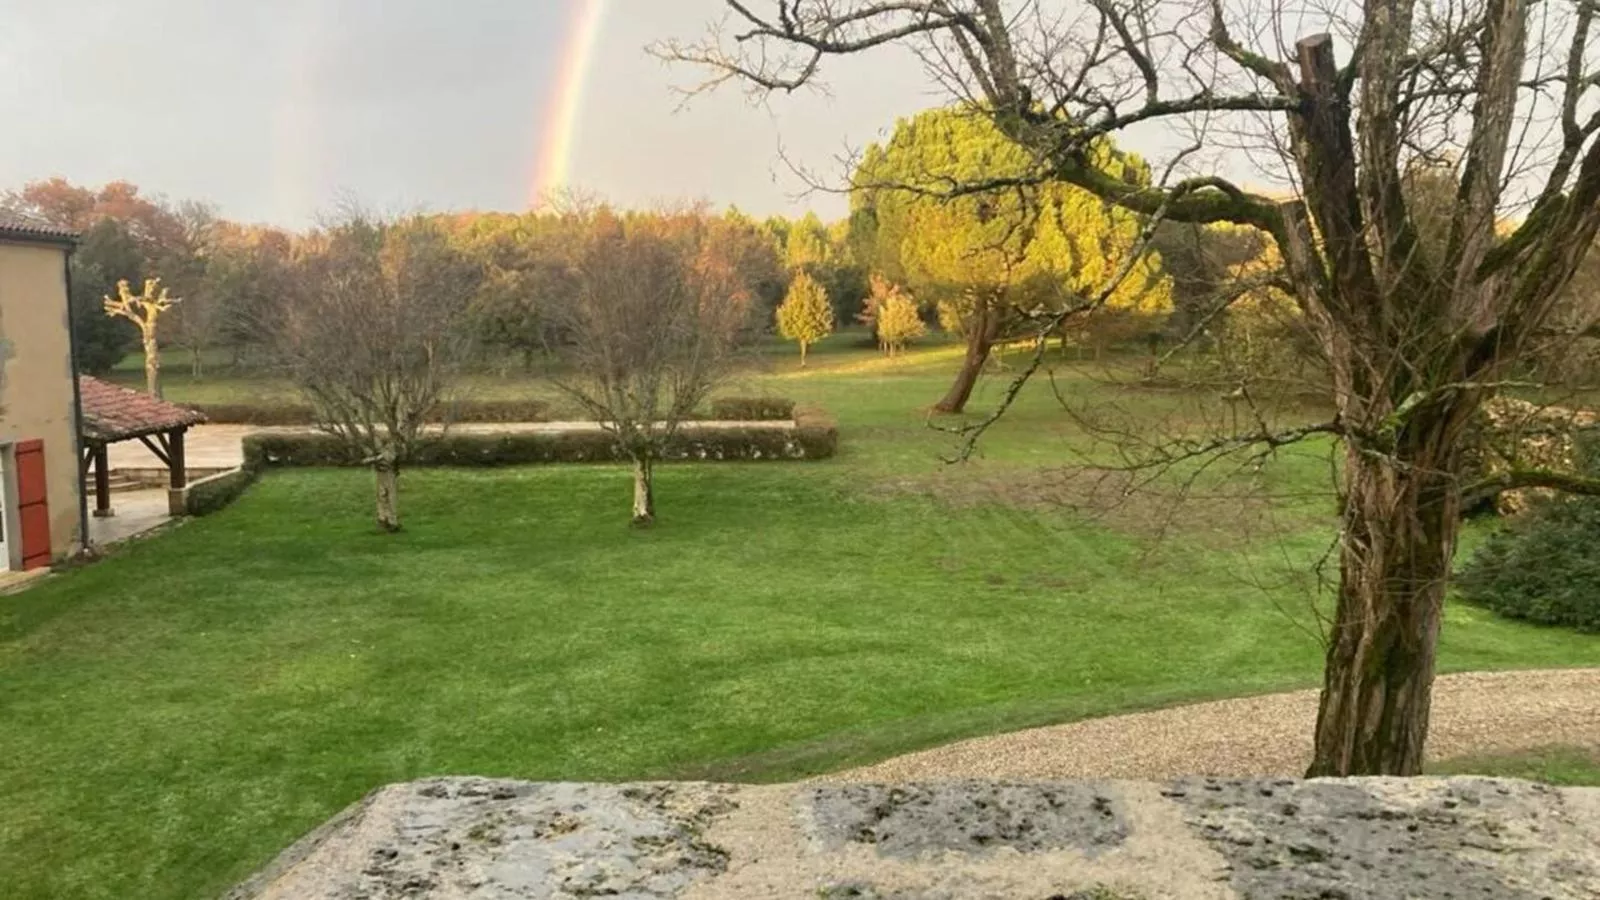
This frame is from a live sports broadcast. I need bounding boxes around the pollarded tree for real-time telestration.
[275,214,482,532]
[776,270,834,365]
[103,278,178,397]
[875,288,926,357]
[546,213,752,525]
[665,1,1600,775]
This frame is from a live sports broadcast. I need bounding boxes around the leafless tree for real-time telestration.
[275,214,481,531]
[545,214,752,526]
[103,277,178,397]
[663,0,1600,775]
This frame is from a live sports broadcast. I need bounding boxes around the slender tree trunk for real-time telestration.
[191,346,203,379]
[631,456,655,527]
[800,340,808,368]
[934,302,1001,413]
[374,459,401,533]
[142,329,161,397]
[1308,400,1473,776]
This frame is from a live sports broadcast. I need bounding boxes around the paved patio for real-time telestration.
[87,488,175,546]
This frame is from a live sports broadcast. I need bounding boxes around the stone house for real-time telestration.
[0,211,84,571]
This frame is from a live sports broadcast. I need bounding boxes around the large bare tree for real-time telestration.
[664,0,1600,775]
[275,215,481,531]
[546,213,752,526]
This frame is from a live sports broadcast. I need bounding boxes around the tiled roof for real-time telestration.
[78,376,206,442]
[0,210,78,244]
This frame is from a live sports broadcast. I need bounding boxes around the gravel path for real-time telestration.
[828,668,1600,782]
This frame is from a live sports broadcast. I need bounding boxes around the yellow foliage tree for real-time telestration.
[875,291,925,357]
[775,271,834,366]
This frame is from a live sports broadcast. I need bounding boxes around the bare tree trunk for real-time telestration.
[800,340,809,368]
[191,346,203,379]
[631,456,655,527]
[1308,402,1471,775]
[374,460,401,533]
[142,330,161,397]
[934,302,1001,413]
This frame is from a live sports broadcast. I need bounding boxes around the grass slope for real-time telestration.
[4,337,1592,898]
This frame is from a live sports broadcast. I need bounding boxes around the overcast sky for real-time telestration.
[0,0,949,226]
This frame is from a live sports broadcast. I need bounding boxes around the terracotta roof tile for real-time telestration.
[78,376,206,442]
[0,210,77,243]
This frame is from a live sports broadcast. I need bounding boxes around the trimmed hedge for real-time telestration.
[708,396,796,421]
[243,412,838,470]
[183,468,259,517]
[792,405,838,458]
[189,399,552,426]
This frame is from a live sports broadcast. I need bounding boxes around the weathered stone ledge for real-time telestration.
[228,776,1600,899]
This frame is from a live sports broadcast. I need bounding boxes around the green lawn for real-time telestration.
[1430,746,1600,786]
[9,338,1597,898]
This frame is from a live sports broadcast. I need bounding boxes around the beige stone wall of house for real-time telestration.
[0,239,81,564]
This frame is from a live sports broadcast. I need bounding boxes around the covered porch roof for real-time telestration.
[77,377,207,522]
[78,376,206,444]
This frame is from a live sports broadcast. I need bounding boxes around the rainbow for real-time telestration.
[530,0,607,206]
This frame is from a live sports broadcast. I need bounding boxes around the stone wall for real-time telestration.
[229,776,1600,899]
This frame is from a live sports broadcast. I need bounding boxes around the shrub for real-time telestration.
[1456,497,1600,632]
[242,414,838,470]
[189,398,551,426]
[183,468,258,517]
[709,397,796,421]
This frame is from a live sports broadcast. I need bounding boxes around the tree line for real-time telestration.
[9,110,1286,417]
[1,178,848,383]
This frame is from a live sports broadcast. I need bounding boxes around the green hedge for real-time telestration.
[1456,496,1600,632]
[183,468,259,517]
[708,396,796,421]
[189,399,552,426]
[243,412,838,470]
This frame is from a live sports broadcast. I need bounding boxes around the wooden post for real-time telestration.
[92,443,113,518]
[169,428,187,489]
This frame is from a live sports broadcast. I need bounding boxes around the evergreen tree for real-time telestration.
[852,106,1173,410]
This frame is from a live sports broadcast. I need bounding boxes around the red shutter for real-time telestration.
[15,439,52,570]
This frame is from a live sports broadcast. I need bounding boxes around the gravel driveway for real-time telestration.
[827,668,1600,781]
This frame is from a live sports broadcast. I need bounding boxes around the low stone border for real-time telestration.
[229,776,1600,899]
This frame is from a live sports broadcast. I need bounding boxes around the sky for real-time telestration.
[0,0,943,227]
